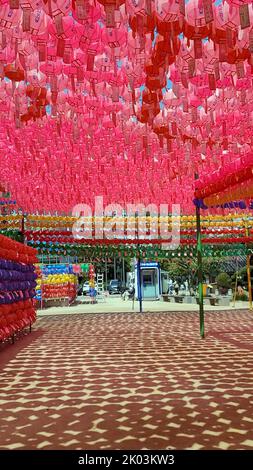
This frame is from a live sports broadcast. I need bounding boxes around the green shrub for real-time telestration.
[235,293,248,301]
[216,272,232,289]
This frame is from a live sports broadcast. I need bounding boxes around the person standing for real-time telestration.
[174,281,179,295]
[168,279,173,295]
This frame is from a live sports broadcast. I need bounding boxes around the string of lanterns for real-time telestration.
[1,2,253,212]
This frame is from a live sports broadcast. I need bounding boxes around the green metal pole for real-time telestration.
[196,203,205,338]
[137,256,143,313]
[245,223,252,311]
[20,213,25,244]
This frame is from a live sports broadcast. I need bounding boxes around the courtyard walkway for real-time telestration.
[0,310,253,450]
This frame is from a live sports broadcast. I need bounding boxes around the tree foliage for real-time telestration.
[160,257,222,287]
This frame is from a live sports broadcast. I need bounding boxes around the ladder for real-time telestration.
[96,273,105,302]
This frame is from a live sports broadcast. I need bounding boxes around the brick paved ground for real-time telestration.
[0,311,253,450]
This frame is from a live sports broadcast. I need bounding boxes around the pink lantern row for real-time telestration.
[0,1,253,213]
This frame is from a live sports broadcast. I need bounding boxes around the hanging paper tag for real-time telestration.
[188,58,195,77]
[139,35,145,51]
[22,8,31,32]
[183,100,188,113]
[204,98,207,114]
[72,122,79,142]
[38,42,46,62]
[165,36,172,55]
[223,138,228,150]
[241,89,246,105]
[222,121,226,136]
[249,29,253,52]
[145,0,152,15]
[179,0,185,16]
[194,39,202,59]
[208,73,216,90]
[167,139,172,153]
[77,67,84,82]
[132,88,136,103]
[51,91,58,104]
[10,0,19,8]
[159,135,163,148]
[1,32,6,50]
[91,81,96,96]
[51,104,57,117]
[233,143,238,154]
[200,143,206,155]
[172,83,179,97]
[50,76,57,92]
[54,14,64,36]
[206,123,211,135]
[214,61,220,81]
[19,53,26,70]
[76,0,88,20]
[105,5,115,28]
[191,108,197,123]
[171,122,177,135]
[203,0,213,24]
[56,38,65,57]
[239,4,250,30]
[15,116,21,128]
[86,52,95,71]
[181,73,188,88]
[112,86,119,102]
[143,135,148,148]
[236,61,245,78]
[219,42,227,62]
[188,59,195,78]
[226,27,233,49]
[47,0,52,17]
[136,14,144,36]
[63,46,72,64]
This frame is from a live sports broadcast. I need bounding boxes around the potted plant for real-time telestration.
[216,272,232,295]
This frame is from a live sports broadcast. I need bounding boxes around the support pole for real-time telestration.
[247,254,252,310]
[113,256,116,279]
[122,258,125,286]
[21,213,26,244]
[196,202,205,338]
[245,221,252,311]
[137,256,143,313]
[233,269,238,308]
[105,259,108,289]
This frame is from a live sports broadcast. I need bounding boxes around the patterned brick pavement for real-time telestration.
[0,311,253,450]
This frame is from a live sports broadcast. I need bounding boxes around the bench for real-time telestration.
[216,296,230,306]
[205,297,218,306]
[79,296,98,304]
[163,295,195,304]
[162,295,183,302]
[174,295,184,303]
[197,297,230,306]
[41,297,70,308]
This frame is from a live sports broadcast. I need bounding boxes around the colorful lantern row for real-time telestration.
[0,234,37,264]
[0,235,37,342]
[34,261,78,304]
[26,240,248,260]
